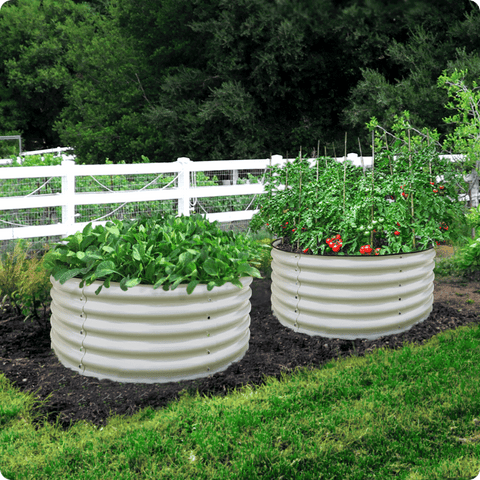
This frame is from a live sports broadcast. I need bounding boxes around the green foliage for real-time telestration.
[53,2,161,164]
[253,237,273,279]
[45,213,268,295]
[130,0,379,159]
[0,154,63,168]
[342,3,480,146]
[0,0,91,150]
[0,240,51,326]
[2,0,479,162]
[450,234,480,275]
[250,113,470,255]
[0,139,20,159]
[466,205,480,230]
[439,68,480,172]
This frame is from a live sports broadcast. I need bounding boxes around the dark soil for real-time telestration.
[1,265,480,432]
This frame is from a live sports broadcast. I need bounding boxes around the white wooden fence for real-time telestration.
[0,153,478,242]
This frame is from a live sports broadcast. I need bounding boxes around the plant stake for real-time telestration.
[343,132,347,216]
[371,131,375,246]
[297,169,302,250]
[408,129,416,249]
[358,137,365,176]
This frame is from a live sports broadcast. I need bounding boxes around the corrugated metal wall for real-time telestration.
[271,240,435,340]
[50,276,252,383]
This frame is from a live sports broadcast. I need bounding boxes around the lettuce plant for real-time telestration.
[45,213,267,295]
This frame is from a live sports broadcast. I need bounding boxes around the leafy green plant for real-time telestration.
[0,140,20,159]
[250,112,470,256]
[45,213,269,295]
[252,237,274,279]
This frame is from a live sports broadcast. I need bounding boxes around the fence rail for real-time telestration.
[0,153,478,243]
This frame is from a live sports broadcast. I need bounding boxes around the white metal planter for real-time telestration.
[50,276,252,383]
[271,239,435,340]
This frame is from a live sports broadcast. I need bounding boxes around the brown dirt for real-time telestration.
[1,256,479,432]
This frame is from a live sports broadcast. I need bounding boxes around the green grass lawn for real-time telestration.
[1,228,480,480]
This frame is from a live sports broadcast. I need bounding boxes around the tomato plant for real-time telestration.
[250,112,470,255]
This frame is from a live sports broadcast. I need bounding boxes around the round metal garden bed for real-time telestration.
[270,240,436,340]
[50,276,252,383]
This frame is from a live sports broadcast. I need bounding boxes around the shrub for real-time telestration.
[0,240,51,327]
[453,234,480,276]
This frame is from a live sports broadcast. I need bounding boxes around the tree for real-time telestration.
[0,0,86,150]
[54,2,162,164]
[341,0,478,147]
[141,0,367,159]
[3,0,477,163]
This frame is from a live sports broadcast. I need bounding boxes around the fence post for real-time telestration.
[61,159,76,237]
[271,154,283,166]
[177,157,192,217]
